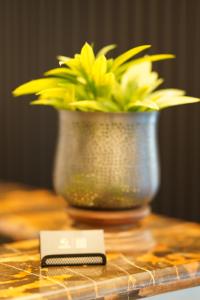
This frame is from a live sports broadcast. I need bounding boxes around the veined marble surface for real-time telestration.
[0,184,199,299]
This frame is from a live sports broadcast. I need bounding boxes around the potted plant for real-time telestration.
[13,43,199,225]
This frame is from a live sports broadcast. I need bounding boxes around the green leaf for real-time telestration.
[156,96,200,109]
[96,44,117,58]
[37,87,67,99]
[126,100,159,112]
[107,58,114,71]
[98,98,121,112]
[31,99,70,110]
[117,54,175,75]
[44,68,77,83]
[44,68,75,77]
[147,78,164,94]
[57,55,71,66]
[13,78,67,96]
[92,55,107,77]
[69,100,107,112]
[80,42,95,73]
[112,45,151,70]
[149,89,185,101]
[64,55,82,74]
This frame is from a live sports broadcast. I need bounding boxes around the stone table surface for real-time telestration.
[0,183,200,299]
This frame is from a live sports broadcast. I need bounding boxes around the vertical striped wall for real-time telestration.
[0,0,199,221]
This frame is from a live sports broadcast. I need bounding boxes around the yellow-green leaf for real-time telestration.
[38,86,75,103]
[69,100,107,112]
[44,68,75,77]
[37,87,67,99]
[112,45,151,70]
[126,100,159,111]
[31,99,70,110]
[92,55,107,84]
[149,89,185,101]
[96,44,116,58]
[13,78,67,96]
[107,58,114,71]
[117,54,175,75]
[156,96,200,109]
[57,55,71,66]
[80,42,95,73]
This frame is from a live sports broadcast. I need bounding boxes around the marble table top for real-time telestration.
[0,184,200,299]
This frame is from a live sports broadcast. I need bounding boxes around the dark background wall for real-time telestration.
[0,0,199,221]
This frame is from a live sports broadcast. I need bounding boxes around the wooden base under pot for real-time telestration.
[67,205,150,227]
[67,205,153,252]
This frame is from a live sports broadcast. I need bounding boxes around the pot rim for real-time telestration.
[58,110,159,117]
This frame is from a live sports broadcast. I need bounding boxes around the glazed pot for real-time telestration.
[53,111,160,210]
